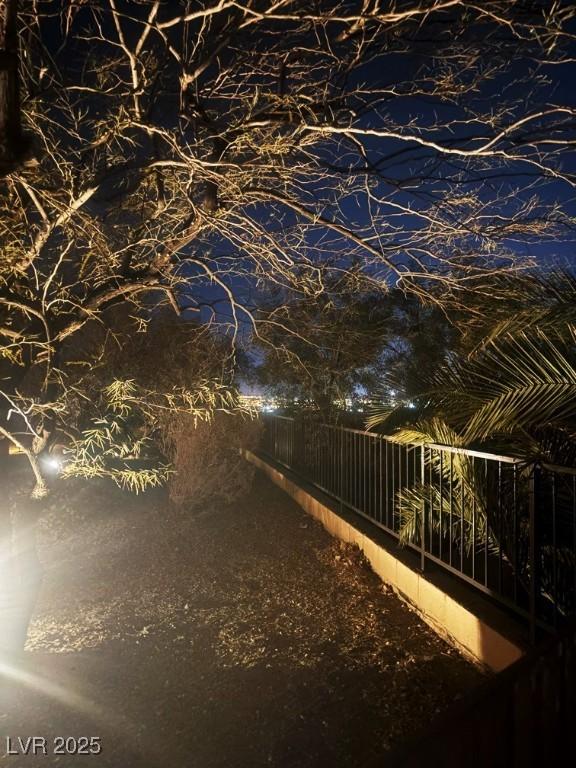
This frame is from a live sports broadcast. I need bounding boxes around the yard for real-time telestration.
[1,469,482,767]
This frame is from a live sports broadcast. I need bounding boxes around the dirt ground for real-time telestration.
[1,469,483,767]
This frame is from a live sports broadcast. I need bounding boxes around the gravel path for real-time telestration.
[1,471,483,767]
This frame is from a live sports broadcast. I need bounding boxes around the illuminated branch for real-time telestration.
[0,0,574,498]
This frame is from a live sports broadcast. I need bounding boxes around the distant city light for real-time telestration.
[239,392,405,415]
[239,394,281,413]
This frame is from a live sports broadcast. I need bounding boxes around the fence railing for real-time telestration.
[261,415,576,640]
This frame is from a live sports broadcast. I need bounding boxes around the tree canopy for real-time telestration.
[1,0,576,494]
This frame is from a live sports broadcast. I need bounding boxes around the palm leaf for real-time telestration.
[465,268,576,352]
[455,330,576,442]
[385,418,491,550]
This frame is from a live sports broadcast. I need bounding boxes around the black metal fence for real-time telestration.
[261,415,576,639]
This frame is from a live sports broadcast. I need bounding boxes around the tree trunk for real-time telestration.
[0,0,30,175]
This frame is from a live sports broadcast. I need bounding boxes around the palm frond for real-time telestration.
[390,417,465,448]
[452,330,576,442]
[397,482,491,552]
[383,417,491,551]
[365,406,395,431]
[465,268,576,352]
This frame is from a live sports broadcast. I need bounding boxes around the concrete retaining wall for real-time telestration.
[245,449,525,673]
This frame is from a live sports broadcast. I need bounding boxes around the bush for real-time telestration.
[160,412,262,508]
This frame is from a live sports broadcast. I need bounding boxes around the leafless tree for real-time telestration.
[0,0,575,500]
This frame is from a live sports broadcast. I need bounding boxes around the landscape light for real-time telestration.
[41,456,61,474]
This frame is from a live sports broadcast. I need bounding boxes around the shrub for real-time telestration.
[160,412,262,508]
